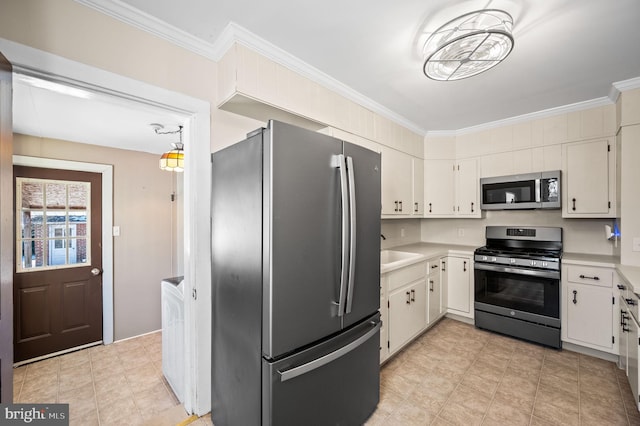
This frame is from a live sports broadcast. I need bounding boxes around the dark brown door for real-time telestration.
[0,51,14,402]
[13,166,103,362]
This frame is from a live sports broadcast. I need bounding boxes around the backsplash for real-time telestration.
[381,219,422,250]
[420,210,620,256]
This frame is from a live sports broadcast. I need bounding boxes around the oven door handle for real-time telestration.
[474,263,560,280]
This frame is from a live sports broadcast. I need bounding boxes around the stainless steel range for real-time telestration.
[474,226,563,348]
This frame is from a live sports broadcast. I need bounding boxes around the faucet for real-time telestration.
[380,234,386,240]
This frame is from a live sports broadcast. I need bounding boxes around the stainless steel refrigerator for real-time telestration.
[211,120,381,425]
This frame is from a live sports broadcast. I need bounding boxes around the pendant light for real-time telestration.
[153,124,184,172]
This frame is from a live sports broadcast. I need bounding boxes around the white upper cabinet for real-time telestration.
[381,147,412,215]
[412,158,424,215]
[562,138,618,218]
[381,147,424,217]
[425,159,480,218]
[455,159,479,216]
[424,160,455,216]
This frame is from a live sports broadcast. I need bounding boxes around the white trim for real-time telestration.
[71,1,427,135]
[2,39,212,416]
[427,96,615,137]
[13,156,115,345]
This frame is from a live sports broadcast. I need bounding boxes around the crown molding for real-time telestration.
[427,96,615,137]
[75,1,427,136]
[75,0,218,60]
[611,76,640,102]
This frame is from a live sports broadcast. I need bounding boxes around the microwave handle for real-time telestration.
[535,178,541,203]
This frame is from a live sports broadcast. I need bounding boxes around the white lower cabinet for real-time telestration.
[427,259,443,324]
[619,273,640,411]
[381,261,428,358]
[561,264,617,354]
[379,278,389,364]
[388,280,427,354]
[445,256,474,319]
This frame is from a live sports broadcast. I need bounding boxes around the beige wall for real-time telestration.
[14,133,176,339]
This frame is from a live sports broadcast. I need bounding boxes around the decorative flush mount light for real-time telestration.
[152,123,184,172]
[423,9,514,81]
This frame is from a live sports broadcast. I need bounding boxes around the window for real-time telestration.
[16,177,91,272]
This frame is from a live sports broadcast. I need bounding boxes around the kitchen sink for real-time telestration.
[380,250,422,271]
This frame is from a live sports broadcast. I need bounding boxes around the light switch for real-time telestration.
[633,237,640,252]
[113,226,121,237]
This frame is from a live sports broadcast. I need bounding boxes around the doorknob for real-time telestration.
[91,268,102,276]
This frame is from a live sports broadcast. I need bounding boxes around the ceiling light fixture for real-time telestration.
[152,123,184,172]
[423,9,514,81]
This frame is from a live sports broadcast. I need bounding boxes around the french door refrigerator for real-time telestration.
[211,120,381,425]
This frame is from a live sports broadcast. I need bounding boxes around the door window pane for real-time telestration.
[16,177,91,272]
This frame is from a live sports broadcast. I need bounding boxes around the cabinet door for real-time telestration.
[381,147,412,215]
[425,160,455,216]
[440,258,448,315]
[428,273,442,324]
[620,299,629,373]
[456,159,479,216]
[379,278,389,364]
[388,280,426,354]
[628,316,639,411]
[412,158,424,215]
[565,283,613,350]
[563,139,611,216]
[447,257,472,316]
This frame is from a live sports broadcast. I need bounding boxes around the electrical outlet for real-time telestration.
[458,228,465,237]
[401,228,406,237]
[633,237,640,252]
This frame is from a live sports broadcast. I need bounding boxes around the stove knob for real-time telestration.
[531,260,537,266]
[482,256,488,261]
[542,261,548,267]
[510,258,516,264]
[491,257,497,262]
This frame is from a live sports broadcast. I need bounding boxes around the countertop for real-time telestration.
[381,242,477,273]
[562,252,620,268]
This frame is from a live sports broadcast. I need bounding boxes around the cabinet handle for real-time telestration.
[428,203,432,213]
[429,280,434,292]
[471,202,474,213]
[414,202,418,212]
[618,284,626,290]
[463,261,467,272]
[406,291,411,304]
[623,326,630,333]
[572,290,578,305]
[572,198,576,211]
[394,201,399,212]
[431,264,439,269]
[399,200,403,212]
[626,298,637,306]
[410,289,415,302]
[442,261,446,272]
[579,274,600,281]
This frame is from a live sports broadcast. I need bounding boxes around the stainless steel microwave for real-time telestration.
[480,171,561,210]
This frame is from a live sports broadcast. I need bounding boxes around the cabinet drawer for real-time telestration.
[566,265,613,287]
[387,262,426,292]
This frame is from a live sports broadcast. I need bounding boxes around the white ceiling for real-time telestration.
[12,0,640,152]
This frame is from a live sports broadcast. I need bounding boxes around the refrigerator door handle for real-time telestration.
[345,156,357,314]
[278,321,381,382]
[335,154,349,317]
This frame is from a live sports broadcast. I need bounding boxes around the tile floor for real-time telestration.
[13,319,640,425]
[12,331,211,426]
[369,318,640,425]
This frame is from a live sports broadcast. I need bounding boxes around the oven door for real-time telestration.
[474,263,560,327]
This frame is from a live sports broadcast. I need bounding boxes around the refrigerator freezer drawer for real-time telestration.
[263,315,380,425]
